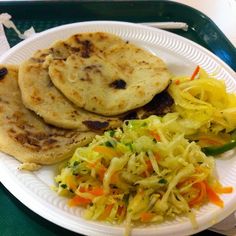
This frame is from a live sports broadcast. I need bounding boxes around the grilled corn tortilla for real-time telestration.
[0,65,96,166]
[48,32,171,116]
[18,47,122,130]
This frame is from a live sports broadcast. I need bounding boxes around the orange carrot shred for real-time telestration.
[188,181,207,207]
[175,79,180,85]
[214,186,233,194]
[214,187,233,194]
[117,206,124,216]
[140,212,155,222]
[98,165,107,182]
[145,160,153,172]
[68,195,91,207]
[88,187,104,196]
[190,65,200,80]
[99,204,114,220]
[150,131,161,142]
[111,172,119,183]
[204,181,224,208]
[93,146,121,158]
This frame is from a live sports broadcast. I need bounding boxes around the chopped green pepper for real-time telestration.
[158,178,167,184]
[202,130,236,156]
[202,140,236,156]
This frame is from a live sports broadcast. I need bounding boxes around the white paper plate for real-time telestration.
[0,21,236,236]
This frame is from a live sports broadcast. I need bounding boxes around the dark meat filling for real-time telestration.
[83,120,109,131]
[141,89,174,117]
[122,89,174,120]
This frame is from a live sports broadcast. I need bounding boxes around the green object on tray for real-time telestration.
[0,1,235,235]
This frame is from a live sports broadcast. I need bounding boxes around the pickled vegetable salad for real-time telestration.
[55,67,235,234]
[55,115,231,231]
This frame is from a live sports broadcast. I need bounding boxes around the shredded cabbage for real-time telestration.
[169,68,236,134]
[55,115,216,227]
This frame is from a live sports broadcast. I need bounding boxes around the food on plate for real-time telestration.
[169,67,236,153]
[18,48,122,130]
[0,32,174,170]
[55,67,235,233]
[55,115,233,233]
[0,65,96,169]
[48,32,171,116]
[169,67,236,135]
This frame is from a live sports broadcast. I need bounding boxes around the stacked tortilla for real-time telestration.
[0,32,171,170]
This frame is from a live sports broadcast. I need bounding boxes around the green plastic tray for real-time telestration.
[0,1,233,235]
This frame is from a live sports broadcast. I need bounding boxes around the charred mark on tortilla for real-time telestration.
[109,79,127,89]
[0,67,8,80]
[83,120,109,130]
[75,39,93,58]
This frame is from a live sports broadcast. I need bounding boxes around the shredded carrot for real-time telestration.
[99,204,114,220]
[177,176,196,189]
[78,186,104,196]
[87,162,97,168]
[190,65,200,80]
[154,153,161,162]
[98,165,107,182]
[111,172,120,183]
[188,181,207,207]
[215,186,233,194]
[194,166,210,176]
[213,182,233,194]
[140,212,155,222]
[117,205,124,216]
[78,186,86,193]
[145,160,153,172]
[204,181,224,208]
[88,187,104,196]
[93,146,121,158]
[141,172,148,178]
[150,131,161,142]
[68,195,91,207]
[175,79,180,85]
[198,135,226,147]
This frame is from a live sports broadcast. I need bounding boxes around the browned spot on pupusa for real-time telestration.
[0,105,4,113]
[109,79,127,89]
[0,67,8,80]
[118,102,126,110]
[11,131,55,151]
[98,33,109,40]
[50,94,56,100]
[72,91,80,99]
[30,90,43,105]
[117,63,134,74]
[54,68,65,84]
[84,65,102,72]
[30,57,45,63]
[137,89,145,97]
[81,40,93,58]
[74,36,93,58]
